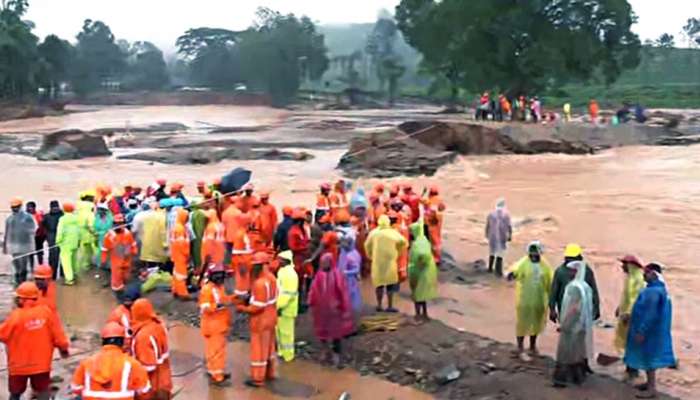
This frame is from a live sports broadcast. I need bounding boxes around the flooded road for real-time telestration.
[0,105,699,398]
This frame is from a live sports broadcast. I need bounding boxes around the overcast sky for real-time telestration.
[25,0,700,55]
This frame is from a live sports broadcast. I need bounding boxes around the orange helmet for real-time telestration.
[101,321,126,339]
[15,282,39,299]
[252,252,270,265]
[171,182,184,192]
[292,208,306,220]
[63,202,75,212]
[34,264,53,279]
[113,213,125,224]
[196,180,206,188]
[282,206,293,217]
[335,209,351,224]
[9,197,22,207]
[131,298,156,323]
[373,183,385,192]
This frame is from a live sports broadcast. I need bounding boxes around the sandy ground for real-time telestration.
[0,104,698,399]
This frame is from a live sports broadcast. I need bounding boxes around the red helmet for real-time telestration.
[320,183,331,191]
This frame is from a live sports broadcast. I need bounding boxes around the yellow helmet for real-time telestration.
[564,243,583,258]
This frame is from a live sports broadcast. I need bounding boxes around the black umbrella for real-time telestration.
[219,167,252,194]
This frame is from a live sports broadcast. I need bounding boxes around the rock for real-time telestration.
[476,339,494,349]
[404,367,418,375]
[35,129,111,161]
[434,364,461,385]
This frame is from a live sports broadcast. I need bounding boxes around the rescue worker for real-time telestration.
[237,183,259,213]
[365,215,407,313]
[387,209,409,283]
[108,285,141,353]
[288,208,311,309]
[26,201,46,273]
[275,251,298,362]
[485,198,512,276]
[423,186,446,263]
[189,203,208,269]
[588,99,599,123]
[273,206,294,252]
[94,203,114,268]
[71,322,151,399]
[199,264,233,386]
[614,255,645,381]
[371,183,386,205]
[507,241,553,355]
[3,197,36,286]
[170,208,191,300]
[169,182,188,207]
[408,220,439,322]
[56,202,80,285]
[76,190,96,273]
[131,299,173,399]
[222,198,241,266]
[231,212,253,298]
[315,183,332,223]
[258,192,278,246]
[102,214,138,299]
[330,180,350,224]
[41,200,63,278]
[0,282,69,400]
[367,193,386,230]
[139,202,168,270]
[237,252,278,388]
[34,264,57,313]
[401,184,421,223]
[201,209,226,271]
[563,103,572,122]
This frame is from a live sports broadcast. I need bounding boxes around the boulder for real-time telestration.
[35,129,111,161]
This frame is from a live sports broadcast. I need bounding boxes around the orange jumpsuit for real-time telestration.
[108,305,133,353]
[71,344,151,400]
[258,200,278,246]
[368,202,387,230]
[239,270,278,386]
[249,208,267,252]
[423,194,446,263]
[170,209,191,299]
[199,281,232,382]
[230,213,253,297]
[315,193,331,221]
[236,195,259,214]
[0,301,69,377]
[201,215,226,268]
[102,229,138,292]
[392,213,410,282]
[330,189,350,225]
[131,304,172,399]
[38,282,58,313]
[589,100,599,121]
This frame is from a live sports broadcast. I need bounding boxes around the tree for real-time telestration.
[396,0,641,95]
[71,19,126,95]
[654,33,675,48]
[176,27,242,88]
[37,34,73,96]
[683,18,700,47]
[123,41,168,90]
[0,0,41,98]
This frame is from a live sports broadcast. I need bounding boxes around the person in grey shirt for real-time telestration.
[3,198,37,286]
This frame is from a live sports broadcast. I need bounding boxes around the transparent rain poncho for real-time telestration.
[556,260,594,365]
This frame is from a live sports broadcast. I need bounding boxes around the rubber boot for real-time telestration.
[488,256,495,273]
[494,257,503,277]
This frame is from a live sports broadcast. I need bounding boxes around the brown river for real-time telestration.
[0,105,698,399]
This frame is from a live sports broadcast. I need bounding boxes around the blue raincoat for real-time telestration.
[350,188,367,213]
[624,279,676,370]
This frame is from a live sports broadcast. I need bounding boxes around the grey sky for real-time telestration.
[26,0,700,55]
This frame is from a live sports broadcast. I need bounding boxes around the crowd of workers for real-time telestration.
[1,178,445,399]
[488,200,675,399]
[474,92,648,126]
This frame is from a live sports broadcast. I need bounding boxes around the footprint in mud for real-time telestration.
[267,377,319,398]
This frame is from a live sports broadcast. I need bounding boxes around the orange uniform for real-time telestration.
[368,201,387,230]
[231,213,253,297]
[222,204,242,244]
[330,182,350,224]
[390,211,410,282]
[0,301,69,376]
[238,269,278,386]
[199,280,232,382]
[589,100,599,121]
[108,305,133,353]
[423,189,446,263]
[170,209,191,299]
[315,193,331,219]
[131,300,172,399]
[201,211,226,268]
[258,196,278,247]
[38,281,58,313]
[236,194,259,214]
[71,344,151,400]
[248,207,267,252]
[102,229,138,292]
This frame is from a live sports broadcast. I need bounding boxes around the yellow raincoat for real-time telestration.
[510,253,553,337]
[614,266,645,352]
[364,215,407,288]
[276,251,299,362]
[139,209,168,263]
[76,199,96,272]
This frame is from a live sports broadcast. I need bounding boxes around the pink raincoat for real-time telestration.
[308,253,353,341]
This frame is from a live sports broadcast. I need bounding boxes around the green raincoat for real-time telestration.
[408,221,438,302]
[189,208,207,268]
[364,215,407,288]
[76,200,96,271]
[510,250,553,337]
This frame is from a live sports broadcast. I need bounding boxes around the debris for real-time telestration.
[35,129,111,161]
[434,364,461,384]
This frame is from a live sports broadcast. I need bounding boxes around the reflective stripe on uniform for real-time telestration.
[83,360,134,398]
[251,360,268,367]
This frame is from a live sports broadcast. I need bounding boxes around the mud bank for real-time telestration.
[119,147,313,165]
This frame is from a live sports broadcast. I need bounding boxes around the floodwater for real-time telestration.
[0,105,699,398]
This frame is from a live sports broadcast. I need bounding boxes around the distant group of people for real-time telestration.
[0,176,447,398]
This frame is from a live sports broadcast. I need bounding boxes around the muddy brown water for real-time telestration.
[0,105,699,398]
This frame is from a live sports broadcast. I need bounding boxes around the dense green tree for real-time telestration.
[123,41,169,90]
[0,0,41,98]
[396,0,641,95]
[71,19,126,95]
[37,34,73,95]
[176,27,242,88]
[655,33,676,49]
